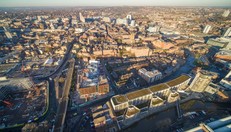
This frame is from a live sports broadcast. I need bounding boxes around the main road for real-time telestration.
[35,42,74,80]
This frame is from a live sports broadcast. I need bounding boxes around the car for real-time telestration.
[27,120,32,123]
[85,116,89,120]
[83,112,86,116]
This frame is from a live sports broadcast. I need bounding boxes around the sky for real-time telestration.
[0,0,231,7]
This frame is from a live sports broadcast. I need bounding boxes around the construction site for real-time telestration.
[0,75,48,129]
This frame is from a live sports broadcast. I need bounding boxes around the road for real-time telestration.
[101,59,119,94]
[35,42,74,80]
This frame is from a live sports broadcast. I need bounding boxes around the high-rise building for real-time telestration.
[203,25,212,34]
[79,12,85,23]
[222,10,230,17]
[223,27,231,37]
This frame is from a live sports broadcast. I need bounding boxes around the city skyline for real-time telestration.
[0,2,231,132]
[0,0,231,7]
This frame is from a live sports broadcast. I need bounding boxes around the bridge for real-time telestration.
[53,58,75,132]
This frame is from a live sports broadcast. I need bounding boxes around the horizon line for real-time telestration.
[0,5,231,8]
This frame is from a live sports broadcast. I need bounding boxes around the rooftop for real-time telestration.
[125,105,140,117]
[136,101,150,109]
[151,96,164,106]
[93,116,106,125]
[126,88,152,100]
[111,95,128,105]
[170,92,179,97]
[114,109,126,117]
[149,83,169,93]
[166,75,190,87]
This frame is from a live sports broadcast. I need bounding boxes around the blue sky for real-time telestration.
[0,0,231,7]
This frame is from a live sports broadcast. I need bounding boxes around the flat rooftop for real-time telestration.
[136,101,150,109]
[111,95,128,105]
[149,83,169,93]
[114,109,126,117]
[126,106,140,117]
[170,92,179,97]
[166,75,190,87]
[93,116,106,125]
[151,97,164,106]
[126,88,152,100]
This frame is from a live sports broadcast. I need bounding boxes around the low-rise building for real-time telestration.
[220,71,231,89]
[78,60,110,99]
[138,68,162,83]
